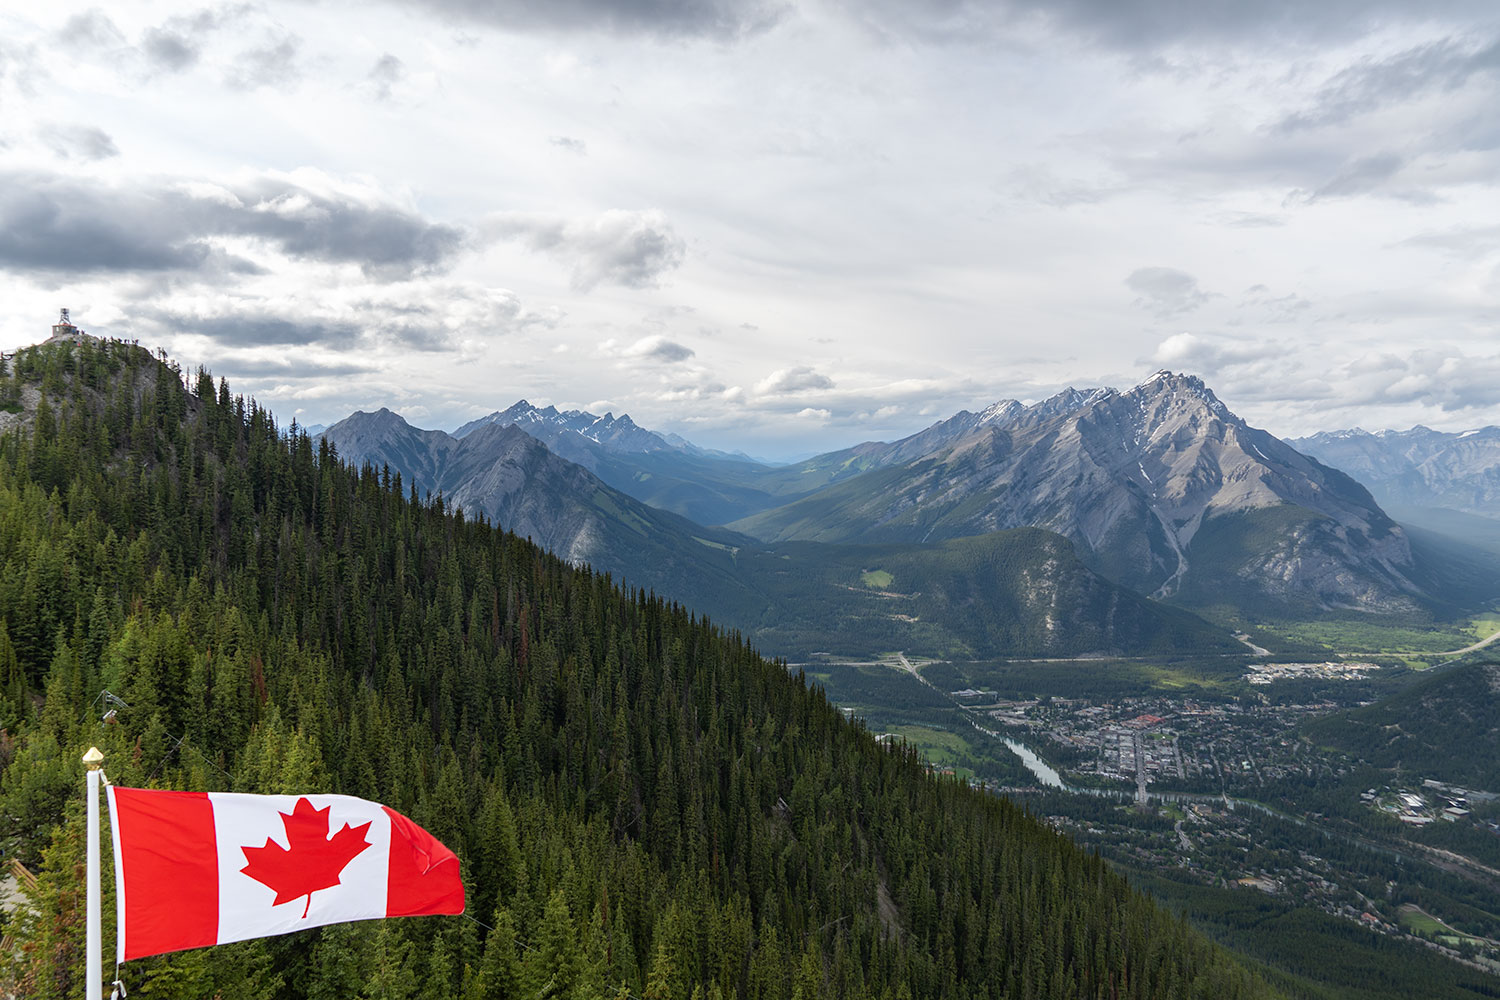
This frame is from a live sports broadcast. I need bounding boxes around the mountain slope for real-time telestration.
[734,372,1443,614]
[1304,660,1500,790]
[0,334,1278,1000]
[1291,426,1500,519]
[321,408,761,613]
[735,529,1238,659]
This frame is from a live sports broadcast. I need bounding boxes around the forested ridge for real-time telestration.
[0,336,1276,999]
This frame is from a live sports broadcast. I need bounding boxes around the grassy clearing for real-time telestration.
[885,724,971,766]
[1398,905,1485,946]
[923,657,1249,702]
[1466,609,1500,642]
[859,569,894,588]
[1271,618,1476,655]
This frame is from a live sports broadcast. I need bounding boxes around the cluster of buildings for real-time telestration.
[1362,779,1492,826]
[1243,660,1381,684]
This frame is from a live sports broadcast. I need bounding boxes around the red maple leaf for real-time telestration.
[240,797,372,918]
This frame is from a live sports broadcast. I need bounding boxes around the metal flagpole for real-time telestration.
[84,746,104,1000]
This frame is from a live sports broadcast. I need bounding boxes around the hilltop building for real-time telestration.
[49,308,84,343]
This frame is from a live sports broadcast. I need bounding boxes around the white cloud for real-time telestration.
[1154,332,1280,371]
[754,366,835,394]
[623,335,694,362]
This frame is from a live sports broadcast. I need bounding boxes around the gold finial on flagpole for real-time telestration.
[84,746,105,1000]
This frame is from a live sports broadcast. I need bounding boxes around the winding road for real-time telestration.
[1435,627,1500,658]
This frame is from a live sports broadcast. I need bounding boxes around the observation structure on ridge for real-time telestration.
[48,308,85,344]
[52,308,78,337]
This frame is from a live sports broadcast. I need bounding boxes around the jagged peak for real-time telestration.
[1127,370,1229,417]
[1134,369,1211,392]
[977,399,1022,422]
[451,398,686,453]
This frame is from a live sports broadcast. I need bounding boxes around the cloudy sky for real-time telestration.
[3,0,1499,457]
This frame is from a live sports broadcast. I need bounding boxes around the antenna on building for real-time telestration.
[59,308,71,326]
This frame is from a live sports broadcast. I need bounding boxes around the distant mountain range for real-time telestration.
[321,406,1236,659]
[1290,426,1500,520]
[323,373,1500,642]
[448,400,787,527]
[735,373,1445,614]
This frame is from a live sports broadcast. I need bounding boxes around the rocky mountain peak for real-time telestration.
[1128,370,1229,412]
[1032,386,1113,418]
[976,399,1023,423]
[338,407,409,433]
[453,399,682,456]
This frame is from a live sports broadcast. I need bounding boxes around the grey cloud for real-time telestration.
[39,124,119,161]
[1216,211,1285,228]
[549,135,588,155]
[59,10,127,49]
[385,0,785,41]
[839,0,1495,51]
[140,284,548,353]
[1398,224,1500,256]
[1111,110,1482,205]
[1280,35,1500,132]
[625,335,694,363]
[371,323,462,352]
[0,182,221,272]
[1003,164,1119,207]
[1110,127,1357,197]
[1126,266,1211,316]
[229,178,466,274]
[368,53,404,101]
[138,6,251,74]
[1338,350,1500,411]
[0,171,467,278]
[1239,286,1312,323]
[755,366,836,394]
[211,356,379,378]
[142,308,364,348]
[1170,342,1500,424]
[142,27,200,72]
[228,35,301,90]
[1302,152,1406,202]
[486,209,685,291]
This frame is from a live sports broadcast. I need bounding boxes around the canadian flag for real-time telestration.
[106,786,464,961]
